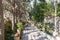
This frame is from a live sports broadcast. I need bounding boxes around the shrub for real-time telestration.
[44,22,54,35]
[36,22,54,35]
[17,21,23,29]
[14,23,18,33]
[36,23,43,31]
[14,21,25,33]
[4,19,14,40]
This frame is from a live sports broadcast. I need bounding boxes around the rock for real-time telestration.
[21,25,55,40]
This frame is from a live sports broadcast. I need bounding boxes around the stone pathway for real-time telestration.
[21,25,55,40]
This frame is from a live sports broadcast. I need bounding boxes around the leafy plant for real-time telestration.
[31,2,54,24]
[31,2,47,23]
[4,19,14,40]
[17,21,23,29]
[44,22,54,35]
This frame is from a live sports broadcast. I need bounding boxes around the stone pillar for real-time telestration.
[0,0,4,40]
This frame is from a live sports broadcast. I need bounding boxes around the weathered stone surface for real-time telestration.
[21,24,55,40]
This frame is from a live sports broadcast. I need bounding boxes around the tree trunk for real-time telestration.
[12,0,15,31]
[12,14,15,31]
[14,12,17,24]
[0,0,4,40]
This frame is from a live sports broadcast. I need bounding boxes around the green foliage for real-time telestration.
[14,21,25,33]
[36,23,44,31]
[44,3,54,17]
[14,23,18,32]
[31,2,54,23]
[57,4,60,17]
[31,2,54,35]
[44,22,54,35]
[57,12,60,17]
[31,2,47,23]
[36,22,54,35]
[39,0,45,2]
[45,29,52,35]
[17,21,23,29]
[4,19,24,40]
[4,19,14,40]
[44,22,53,30]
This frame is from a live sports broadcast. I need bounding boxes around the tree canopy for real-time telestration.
[30,2,54,23]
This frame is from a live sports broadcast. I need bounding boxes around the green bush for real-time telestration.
[14,21,25,33]
[36,22,54,35]
[44,22,54,35]
[14,23,18,33]
[17,21,23,29]
[4,19,14,40]
[45,29,52,35]
[36,23,43,31]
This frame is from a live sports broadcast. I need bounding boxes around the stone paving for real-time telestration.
[21,25,55,40]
